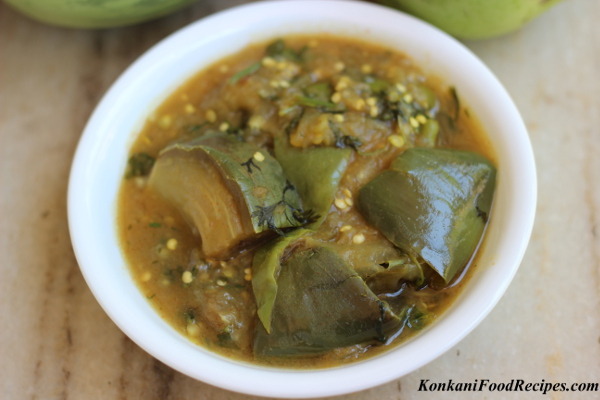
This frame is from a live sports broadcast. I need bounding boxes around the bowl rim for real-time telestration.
[68,0,537,398]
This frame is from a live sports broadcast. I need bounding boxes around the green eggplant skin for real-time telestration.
[357,148,496,283]
[251,229,312,334]
[253,246,402,357]
[149,133,305,258]
[159,133,303,233]
[274,136,352,226]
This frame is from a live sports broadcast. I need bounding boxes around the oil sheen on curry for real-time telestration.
[118,36,497,368]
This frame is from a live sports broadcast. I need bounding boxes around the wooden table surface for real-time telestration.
[1,0,599,399]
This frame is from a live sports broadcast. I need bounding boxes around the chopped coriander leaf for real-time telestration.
[328,120,362,150]
[335,134,362,150]
[449,86,460,119]
[365,76,389,94]
[284,108,304,136]
[185,123,208,133]
[125,152,155,178]
[296,81,344,112]
[229,62,261,84]
[217,326,235,347]
[183,307,197,323]
[265,39,304,62]
[296,95,339,111]
[304,81,332,101]
[266,39,286,56]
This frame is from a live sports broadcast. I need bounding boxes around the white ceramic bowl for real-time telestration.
[68,1,536,398]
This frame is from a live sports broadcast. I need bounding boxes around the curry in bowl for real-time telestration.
[118,35,496,368]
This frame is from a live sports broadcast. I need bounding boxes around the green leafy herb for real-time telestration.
[163,266,184,283]
[125,152,155,178]
[284,108,304,136]
[148,222,162,228]
[183,307,196,323]
[292,208,319,226]
[184,123,208,133]
[251,203,283,234]
[266,39,286,56]
[365,76,389,94]
[217,327,234,347]
[328,120,362,150]
[406,306,429,330]
[304,81,332,101]
[265,39,304,62]
[251,181,316,235]
[335,134,362,150]
[240,157,261,174]
[229,62,261,84]
[411,84,438,111]
[376,94,398,122]
[296,95,338,110]
[449,86,460,119]
[296,97,336,109]
[295,81,344,112]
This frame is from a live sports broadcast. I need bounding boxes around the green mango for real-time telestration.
[3,0,198,29]
[357,148,496,283]
[377,0,562,39]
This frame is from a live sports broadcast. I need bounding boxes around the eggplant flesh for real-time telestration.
[357,148,496,283]
[149,133,304,259]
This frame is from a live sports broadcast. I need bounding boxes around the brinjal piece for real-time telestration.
[357,148,496,283]
[251,228,311,333]
[274,136,351,226]
[323,241,424,295]
[190,279,255,352]
[363,255,425,295]
[149,133,304,258]
[254,245,402,357]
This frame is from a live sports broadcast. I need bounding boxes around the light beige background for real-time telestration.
[1,0,598,399]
